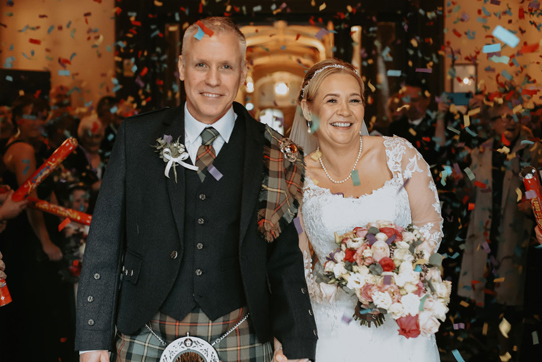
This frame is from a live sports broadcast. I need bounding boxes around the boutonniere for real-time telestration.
[153,134,198,183]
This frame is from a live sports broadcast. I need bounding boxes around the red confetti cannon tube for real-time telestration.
[521,166,542,230]
[12,138,78,202]
[0,278,12,306]
[26,197,92,226]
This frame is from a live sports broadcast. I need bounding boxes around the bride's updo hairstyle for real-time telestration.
[298,59,365,105]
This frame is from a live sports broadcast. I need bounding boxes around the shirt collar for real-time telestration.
[184,103,236,144]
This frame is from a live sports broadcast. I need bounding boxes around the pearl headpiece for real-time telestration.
[300,64,360,99]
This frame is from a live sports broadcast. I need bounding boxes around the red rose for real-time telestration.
[378,257,396,272]
[379,227,396,238]
[345,248,356,263]
[397,315,421,339]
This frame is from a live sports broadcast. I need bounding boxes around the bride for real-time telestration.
[282,59,444,361]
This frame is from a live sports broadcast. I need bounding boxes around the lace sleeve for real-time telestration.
[400,139,444,255]
[298,204,337,304]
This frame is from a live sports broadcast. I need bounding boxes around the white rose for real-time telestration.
[375,232,388,242]
[333,251,345,263]
[364,274,378,285]
[346,273,367,290]
[431,299,449,321]
[419,311,440,337]
[403,282,419,294]
[403,254,414,263]
[372,291,393,310]
[342,273,351,282]
[399,261,414,273]
[402,232,416,242]
[363,248,373,258]
[333,262,347,278]
[393,248,410,262]
[432,281,450,299]
[371,240,390,262]
[376,220,394,228]
[425,268,443,283]
[354,265,370,276]
[413,229,422,239]
[401,293,421,316]
[388,302,407,320]
[347,238,363,249]
[324,261,335,273]
[396,241,409,249]
[395,271,419,287]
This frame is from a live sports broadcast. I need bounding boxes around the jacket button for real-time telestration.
[313,329,317,336]
[170,251,178,259]
[199,194,206,201]
[198,218,205,225]
[88,319,95,326]
[309,309,313,316]
[195,269,202,276]
[301,287,307,294]
[196,243,203,250]
[94,273,100,280]
[87,296,94,303]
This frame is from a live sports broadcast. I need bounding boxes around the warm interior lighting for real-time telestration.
[246,102,254,111]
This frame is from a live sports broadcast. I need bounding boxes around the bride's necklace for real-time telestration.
[317,135,363,184]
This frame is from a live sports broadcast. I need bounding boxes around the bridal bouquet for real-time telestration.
[323,220,451,338]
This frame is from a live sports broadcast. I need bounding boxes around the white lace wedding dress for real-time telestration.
[301,136,444,361]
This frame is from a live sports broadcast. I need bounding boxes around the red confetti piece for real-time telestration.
[131,20,141,26]
[199,2,202,13]
[501,132,511,146]
[60,58,71,65]
[453,29,462,37]
[468,203,475,211]
[58,218,71,232]
[29,38,41,45]
[521,43,539,53]
[295,33,301,41]
[91,121,99,133]
[196,20,214,37]
[522,89,539,95]
[519,7,525,19]
[474,181,487,189]
[140,67,148,76]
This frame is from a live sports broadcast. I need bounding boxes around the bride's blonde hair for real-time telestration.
[299,59,365,105]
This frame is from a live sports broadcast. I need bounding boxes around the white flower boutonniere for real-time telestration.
[153,134,198,183]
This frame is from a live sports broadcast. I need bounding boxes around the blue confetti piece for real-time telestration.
[112,85,122,93]
[387,70,402,77]
[452,349,465,362]
[48,25,54,34]
[482,43,501,53]
[110,106,118,114]
[150,29,160,38]
[477,17,488,24]
[22,114,37,120]
[63,130,71,139]
[521,140,535,145]
[107,133,115,141]
[117,41,125,48]
[22,165,30,176]
[131,64,138,73]
[58,70,70,76]
[465,127,478,137]
[9,44,13,51]
[22,159,30,164]
[175,12,180,21]
[85,101,93,107]
[70,52,77,61]
[194,26,205,40]
[482,6,491,16]
[492,25,519,48]
[67,21,72,29]
[5,75,13,82]
[501,70,513,80]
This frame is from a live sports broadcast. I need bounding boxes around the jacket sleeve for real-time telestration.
[267,219,318,361]
[75,121,127,351]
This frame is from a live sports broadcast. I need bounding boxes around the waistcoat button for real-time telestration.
[195,269,203,276]
[88,319,95,326]
[87,296,94,303]
[198,218,205,225]
[197,243,204,250]
[170,251,178,259]
[199,194,206,200]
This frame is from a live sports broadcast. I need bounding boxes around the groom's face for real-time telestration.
[179,31,247,125]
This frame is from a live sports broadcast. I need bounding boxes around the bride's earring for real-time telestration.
[307,114,313,134]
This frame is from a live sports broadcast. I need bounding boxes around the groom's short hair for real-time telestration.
[181,17,246,61]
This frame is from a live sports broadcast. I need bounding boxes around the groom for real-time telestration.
[75,17,317,362]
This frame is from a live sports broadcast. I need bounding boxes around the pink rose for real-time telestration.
[364,256,374,266]
[353,244,368,265]
[379,284,402,303]
[418,311,440,337]
[360,283,378,303]
[354,227,368,238]
[371,240,390,262]
[395,225,405,233]
[396,315,421,339]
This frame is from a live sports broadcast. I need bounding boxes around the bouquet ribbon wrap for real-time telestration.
[12,137,78,201]
[521,166,542,230]
[27,197,92,226]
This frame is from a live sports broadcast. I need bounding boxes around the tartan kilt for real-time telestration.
[115,307,273,362]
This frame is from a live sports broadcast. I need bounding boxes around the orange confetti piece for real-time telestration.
[521,43,539,54]
[196,20,214,37]
[474,181,487,189]
[58,218,71,232]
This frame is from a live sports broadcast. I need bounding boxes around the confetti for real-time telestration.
[525,190,537,200]
[387,70,402,77]
[5,75,12,82]
[452,349,465,362]
[293,216,303,234]
[194,26,205,40]
[482,43,501,53]
[351,170,360,186]
[533,331,539,345]
[464,167,475,180]
[207,164,223,181]
[516,188,522,202]
[58,218,71,232]
[315,28,328,40]
[499,318,511,338]
[319,2,326,11]
[492,25,519,48]
[196,21,214,37]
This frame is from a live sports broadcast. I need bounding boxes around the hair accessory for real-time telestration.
[301,64,360,99]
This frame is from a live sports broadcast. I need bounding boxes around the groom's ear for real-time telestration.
[300,100,311,121]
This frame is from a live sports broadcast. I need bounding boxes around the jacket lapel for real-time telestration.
[161,104,187,247]
[236,103,265,247]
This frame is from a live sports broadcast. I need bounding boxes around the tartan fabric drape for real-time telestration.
[196,127,220,182]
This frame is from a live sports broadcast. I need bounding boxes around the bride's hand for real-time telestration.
[273,338,310,362]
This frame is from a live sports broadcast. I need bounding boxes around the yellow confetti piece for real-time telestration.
[499,352,512,362]
[512,105,523,114]
[449,103,457,114]
[468,108,481,116]
[311,0,315,5]
[415,259,428,265]
[497,146,510,154]
[494,97,504,104]
[483,323,488,335]
[347,5,353,12]
[311,150,322,161]
[464,115,470,127]
[411,38,418,47]
[311,178,319,185]
[499,318,511,338]
[424,90,431,98]
[409,128,417,136]
[319,2,326,11]
[516,188,522,202]
[494,277,505,283]
[460,301,470,308]
[483,99,494,107]
[367,81,376,92]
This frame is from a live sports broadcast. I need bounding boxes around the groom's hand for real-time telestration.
[273,337,311,362]
[80,350,109,362]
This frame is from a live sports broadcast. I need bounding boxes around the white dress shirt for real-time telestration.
[184,103,237,164]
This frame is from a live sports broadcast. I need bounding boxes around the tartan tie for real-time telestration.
[196,127,220,181]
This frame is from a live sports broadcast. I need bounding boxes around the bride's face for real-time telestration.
[305,73,365,147]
